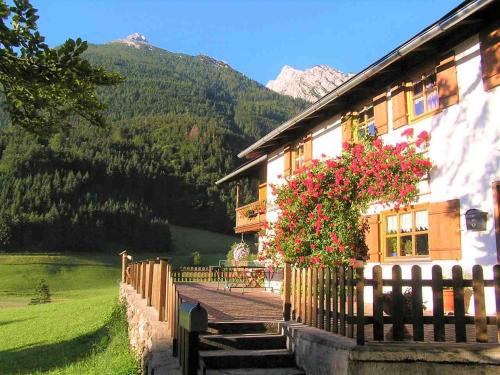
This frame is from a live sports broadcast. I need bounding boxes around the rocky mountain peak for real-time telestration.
[266,64,354,102]
[110,33,151,49]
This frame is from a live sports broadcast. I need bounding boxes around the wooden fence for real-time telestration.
[285,263,500,345]
[120,252,500,349]
[171,266,221,283]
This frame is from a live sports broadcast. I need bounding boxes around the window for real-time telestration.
[356,106,376,141]
[291,142,305,172]
[383,208,429,258]
[411,72,438,118]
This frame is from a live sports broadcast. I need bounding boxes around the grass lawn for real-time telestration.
[0,255,138,375]
[0,225,241,374]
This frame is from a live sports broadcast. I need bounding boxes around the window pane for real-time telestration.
[416,234,429,255]
[414,97,425,116]
[400,235,413,256]
[367,122,376,136]
[386,237,398,257]
[427,88,438,111]
[415,211,428,231]
[386,215,397,234]
[400,213,412,233]
[413,81,423,96]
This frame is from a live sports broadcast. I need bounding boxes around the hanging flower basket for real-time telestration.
[233,242,250,262]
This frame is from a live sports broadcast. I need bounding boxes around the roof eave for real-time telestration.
[237,0,492,159]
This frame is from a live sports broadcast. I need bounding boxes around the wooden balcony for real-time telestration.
[235,200,266,234]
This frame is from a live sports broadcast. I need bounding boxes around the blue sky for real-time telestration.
[33,0,463,85]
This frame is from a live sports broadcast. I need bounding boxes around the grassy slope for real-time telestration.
[169,224,240,266]
[0,225,239,374]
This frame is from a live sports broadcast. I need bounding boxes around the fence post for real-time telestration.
[339,267,346,336]
[356,266,365,345]
[141,261,147,299]
[312,267,318,327]
[120,251,128,283]
[411,265,424,342]
[372,265,383,341]
[347,267,354,338]
[318,267,325,330]
[147,260,155,306]
[432,265,445,342]
[391,265,404,341]
[325,268,331,332]
[283,262,292,321]
[158,260,168,321]
[452,265,466,342]
[472,265,487,343]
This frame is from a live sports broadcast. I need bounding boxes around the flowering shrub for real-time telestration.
[260,131,432,267]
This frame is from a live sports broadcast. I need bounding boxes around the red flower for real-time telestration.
[417,130,429,141]
[401,127,414,138]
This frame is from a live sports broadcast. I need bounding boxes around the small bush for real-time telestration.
[29,279,51,305]
[191,251,202,266]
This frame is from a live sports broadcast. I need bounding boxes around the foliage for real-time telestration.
[0,0,123,136]
[191,251,201,266]
[0,41,305,251]
[261,132,432,267]
[382,288,427,316]
[29,278,51,305]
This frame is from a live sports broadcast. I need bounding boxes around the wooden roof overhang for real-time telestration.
[215,154,267,185]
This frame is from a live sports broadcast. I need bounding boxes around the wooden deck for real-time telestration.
[176,283,283,321]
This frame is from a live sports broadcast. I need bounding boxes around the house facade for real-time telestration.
[217,0,500,312]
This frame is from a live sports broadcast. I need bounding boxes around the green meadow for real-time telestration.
[0,225,239,374]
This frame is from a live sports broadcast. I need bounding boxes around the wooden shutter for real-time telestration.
[429,199,462,260]
[283,145,292,177]
[365,214,380,262]
[373,93,388,135]
[341,113,353,144]
[303,133,313,167]
[391,84,408,129]
[479,21,500,91]
[437,51,459,109]
[258,183,267,202]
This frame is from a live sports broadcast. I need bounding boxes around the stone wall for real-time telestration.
[120,284,179,375]
[281,322,500,375]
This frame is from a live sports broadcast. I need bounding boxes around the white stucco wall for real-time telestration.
[311,116,343,160]
[265,148,285,225]
[365,34,500,313]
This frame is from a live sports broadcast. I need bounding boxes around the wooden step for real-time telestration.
[199,333,286,351]
[206,320,280,335]
[200,349,295,370]
[202,367,305,375]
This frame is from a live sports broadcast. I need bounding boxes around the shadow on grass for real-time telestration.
[0,312,115,374]
[0,318,30,327]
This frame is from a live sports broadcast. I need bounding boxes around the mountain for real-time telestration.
[111,32,152,49]
[0,34,307,252]
[266,65,354,102]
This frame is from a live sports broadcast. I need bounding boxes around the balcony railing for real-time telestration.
[235,200,266,233]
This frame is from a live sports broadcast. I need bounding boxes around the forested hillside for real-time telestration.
[0,41,306,251]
